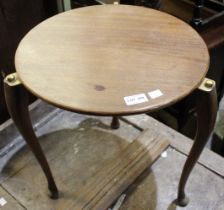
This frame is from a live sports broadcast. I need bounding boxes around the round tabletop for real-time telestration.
[15,5,209,116]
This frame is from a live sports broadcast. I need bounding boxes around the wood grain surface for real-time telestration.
[15,5,209,116]
[56,130,169,210]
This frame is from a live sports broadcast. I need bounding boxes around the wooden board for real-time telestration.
[56,129,169,210]
[16,5,209,116]
[1,114,141,210]
[118,147,224,210]
[0,187,24,210]
[123,114,224,177]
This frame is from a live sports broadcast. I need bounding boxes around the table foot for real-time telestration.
[49,183,59,199]
[177,78,217,206]
[4,73,59,199]
[111,116,120,129]
[176,195,189,207]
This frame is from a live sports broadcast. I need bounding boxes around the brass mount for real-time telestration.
[198,78,215,92]
[4,73,22,87]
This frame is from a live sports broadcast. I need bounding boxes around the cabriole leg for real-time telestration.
[177,78,217,206]
[4,73,59,199]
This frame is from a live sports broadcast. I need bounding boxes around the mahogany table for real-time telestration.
[3,5,217,206]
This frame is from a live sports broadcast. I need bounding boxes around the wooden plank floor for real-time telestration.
[0,105,223,210]
[56,130,169,210]
[0,186,25,209]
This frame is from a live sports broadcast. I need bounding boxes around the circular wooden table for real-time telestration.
[16,5,208,115]
[4,5,217,206]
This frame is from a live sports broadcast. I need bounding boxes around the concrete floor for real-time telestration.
[0,101,223,210]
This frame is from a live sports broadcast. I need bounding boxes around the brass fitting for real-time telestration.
[4,73,21,86]
[198,78,215,92]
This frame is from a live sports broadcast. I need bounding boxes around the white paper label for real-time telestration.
[148,89,163,99]
[124,93,148,106]
[0,197,7,206]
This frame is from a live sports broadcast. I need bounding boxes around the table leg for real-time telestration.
[177,78,217,206]
[111,116,120,129]
[4,73,59,199]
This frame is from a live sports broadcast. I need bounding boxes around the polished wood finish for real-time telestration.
[15,5,209,116]
[177,79,217,206]
[3,79,58,199]
[57,130,169,210]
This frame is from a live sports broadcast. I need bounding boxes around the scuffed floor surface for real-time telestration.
[0,101,223,210]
